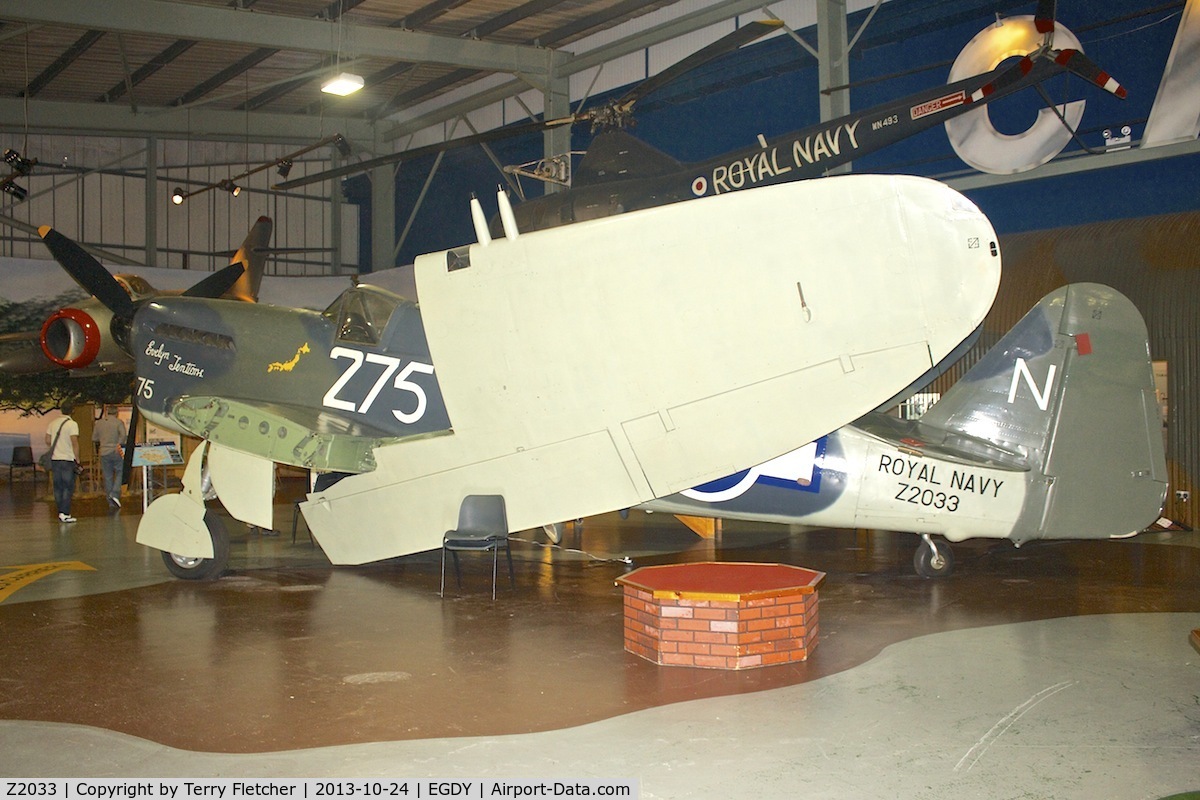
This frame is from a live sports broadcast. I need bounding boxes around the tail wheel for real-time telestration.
[542,522,563,544]
[914,536,955,579]
[161,511,230,580]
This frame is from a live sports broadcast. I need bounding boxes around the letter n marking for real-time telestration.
[1007,357,1056,411]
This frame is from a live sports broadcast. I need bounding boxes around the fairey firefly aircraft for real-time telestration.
[643,283,1168,577]
[0,217,272,376]
[41,174,1001,579]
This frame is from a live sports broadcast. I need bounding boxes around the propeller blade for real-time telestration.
[1054,49,1127,99]
[37,226,135,318]
[616,20,784,108]
[181,263,246,299]
[121,402,138,487]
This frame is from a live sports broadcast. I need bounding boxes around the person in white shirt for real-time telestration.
[45,402,80,523]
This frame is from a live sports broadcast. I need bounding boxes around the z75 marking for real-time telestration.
[322,347,435,423]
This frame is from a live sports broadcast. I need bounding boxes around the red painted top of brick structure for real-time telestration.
[616,562,825,602]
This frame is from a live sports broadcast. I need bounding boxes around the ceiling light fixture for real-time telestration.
[3,148,35,176]
[1,149,36,203]
[321,4,361,97]
[321,72,364,96]
[170,134,351,205]
[1,181,28,201]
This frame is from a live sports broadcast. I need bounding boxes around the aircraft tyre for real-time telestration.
[913,536,955,579]
[161,510,230,580]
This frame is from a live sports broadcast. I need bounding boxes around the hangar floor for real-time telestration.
[1,477,1198,798]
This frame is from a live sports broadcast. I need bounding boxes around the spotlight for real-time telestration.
[1,181,28,201]
[171,187,186,205]
[217,179,242,197]
[231,184,242,197]
[333,135,352,158]
[276,159,293,178]
[321,72,364,96]
[3,148,34,176]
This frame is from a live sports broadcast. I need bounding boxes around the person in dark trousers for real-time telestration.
[45,402,81,523]
[92,405,127,509]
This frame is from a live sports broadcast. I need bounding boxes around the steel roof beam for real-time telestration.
[383,0,776,141]
[0,0,550,75]
[0,96,377,146]
[21,29,105,98]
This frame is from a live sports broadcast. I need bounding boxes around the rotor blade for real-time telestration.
[121,402,138,487]
[274,116,570,190]
[37,226,135,318]
[1054,49,1127,98]
[617,20,784,107]
[967,45,1128,106]
[966,55,1037,102]
[1035,0,1057,34]
[181,263,246,298]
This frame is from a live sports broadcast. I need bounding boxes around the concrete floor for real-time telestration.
[1,475,1198,798]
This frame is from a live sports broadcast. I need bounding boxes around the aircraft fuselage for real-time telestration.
[644,283,1169,562]
[132,288,450,473]
[511,52,1076,234]
[132,175,1002,566]
[645,424,1030,544]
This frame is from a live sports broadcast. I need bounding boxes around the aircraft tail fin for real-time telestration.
[919,283,1167,539]
[224,216,273,302]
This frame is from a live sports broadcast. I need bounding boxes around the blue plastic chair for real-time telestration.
[440,495,514,600]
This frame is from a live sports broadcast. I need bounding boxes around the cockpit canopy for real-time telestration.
[322,285,411,345]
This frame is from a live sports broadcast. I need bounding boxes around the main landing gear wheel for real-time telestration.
[914,535,955,579]
[162,511,230,580]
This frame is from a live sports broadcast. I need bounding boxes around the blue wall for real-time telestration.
[371,0,1196,268]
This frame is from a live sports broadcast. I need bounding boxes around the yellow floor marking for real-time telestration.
[0,561,95,602]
